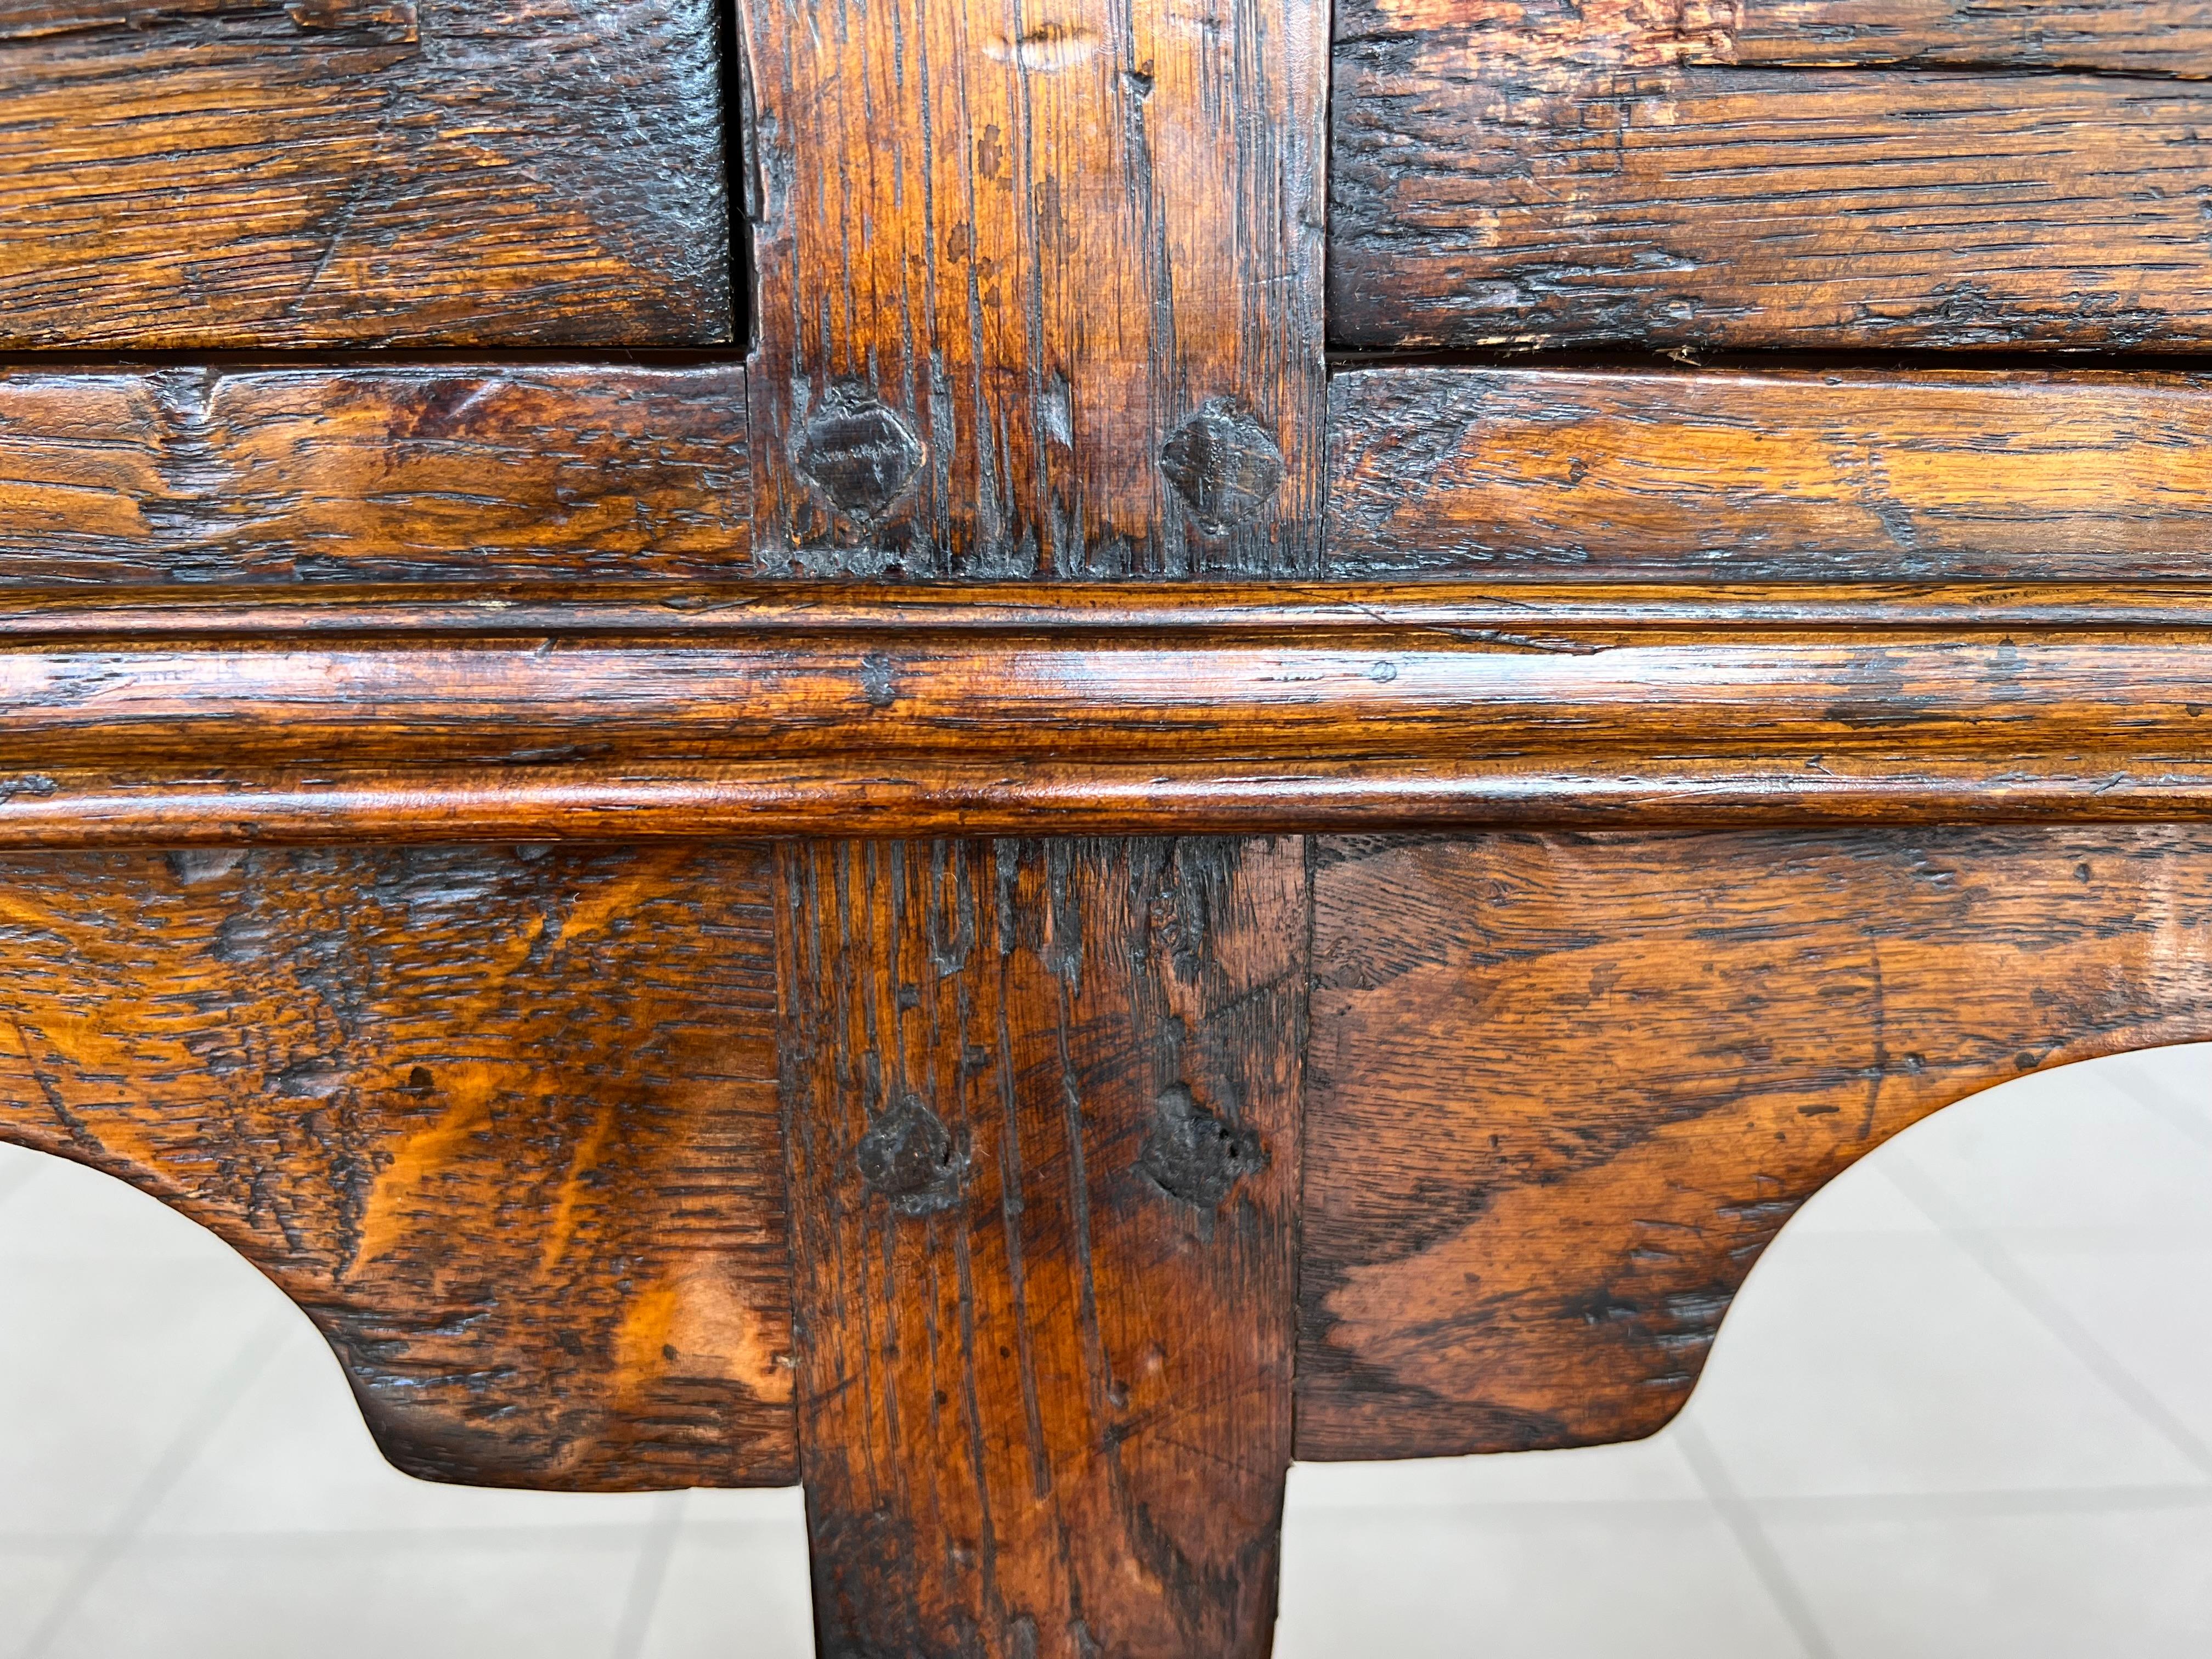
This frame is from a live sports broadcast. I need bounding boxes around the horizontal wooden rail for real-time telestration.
[19,580,2212,636]
[9,582,2212,842]
[0,364,753,586]
[1327,367,2212,584]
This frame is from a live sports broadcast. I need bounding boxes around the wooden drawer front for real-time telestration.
[1333,1,2212,352]
[0,364,752,585]
[1330,365,2212,579]
[0,0,730,347]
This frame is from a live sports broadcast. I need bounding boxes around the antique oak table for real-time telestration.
[7,0,2212,1652]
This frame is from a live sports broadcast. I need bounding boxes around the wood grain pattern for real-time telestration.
[1331,1,2212,352]
[1329,366,2212,580]
[26,590,2212,765]
[0,843,795,1488]
[740,0,1326,578]
[1727,1,2212,75]
[0,0,731,347]
[0,1,417,45]
[746,0,1335,1617]
[0,365,751,586]
[15,580,2212,840]
[780,837,1304,1658]
[1297,827,2212,1460]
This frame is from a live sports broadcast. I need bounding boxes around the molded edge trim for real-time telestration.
[7,581,2212,842]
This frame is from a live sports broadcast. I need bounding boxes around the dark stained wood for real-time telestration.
[0,0,731,347]
[0,843,795,1488]
[31,4,2212,1656]
[1296,827,2212,1460]
[22,591,2212,766]
[0,365,751,586]
[739,0,1327,578]
[1726,1,2212,75]
[1331,0,2212,352]
[747,5,1335,1624]
[37,749,2212,844]
[0,1,417,44]
[27,579,2212,636]
[18,580,2212,839]
[1329,366,2212,580]
[779,837,1304,1658]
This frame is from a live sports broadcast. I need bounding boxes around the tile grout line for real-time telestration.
[1278,1480,2212,1527]
[15,1306,295,1659]
[1938,1224,2212,1252]
[1745,1483,2212,1522]
[1882,1154,2212,1485]
[1669,1419,1839,1659]
[608,1491,686,1659]
[2106,1060,2212,1155]
[0,1523,663,1555]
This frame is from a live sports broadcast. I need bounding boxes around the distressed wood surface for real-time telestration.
[1332,0,2212,352]
[780,838,1304,1658]
[0,365,751,586]
[0,843,794,1488]
[21,356,2212,590]
[1297,827,2212,1460]
[748,0,1334,1623]
[740,0,1326,578]
[0,0,731,347]
[26,588,2212,765]
[1726,1,2212,74]
[16,580,2212,839]
[1329,366,2212,580]
[0,0,421,38]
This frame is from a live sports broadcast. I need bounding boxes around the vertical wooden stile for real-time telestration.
[740,0,1327,578]
[747,0,1327,1644]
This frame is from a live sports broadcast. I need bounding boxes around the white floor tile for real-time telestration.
[640,1514,815,1659]
[142,1322,670,1536]
[1289,1431,1706,1509]
[2005,1242,2212,1455]
[0,1260,285,1534]
[0,1548,92,1659]
[40,1536,646,1659]
[1762,1504,2212,1659]
[2103,1045,2212,1146]
[1276,1502,1809,1659]
[1882,1066,2212,1239]
[0,1152,243,1265]
[1680,1228,2202,1498]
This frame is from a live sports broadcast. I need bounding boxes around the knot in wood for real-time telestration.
[1138,1084,1265,1209]
[1158,399,1284,535]
[856,1092,967,1216]
[793,387,924,521]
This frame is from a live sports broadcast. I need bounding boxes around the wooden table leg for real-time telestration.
[778,837,1307,1658]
